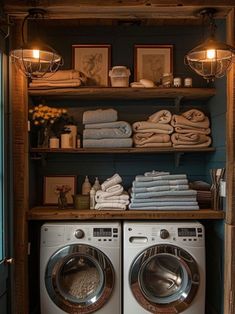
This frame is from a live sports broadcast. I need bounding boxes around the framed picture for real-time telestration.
[43,175,77,205]
[72,44,111,86]
[134,45,173,84]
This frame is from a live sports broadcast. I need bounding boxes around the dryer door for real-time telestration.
[129,244,200,313]
[45,244,114,313]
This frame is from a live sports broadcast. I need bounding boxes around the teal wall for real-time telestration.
[29,21,227,314]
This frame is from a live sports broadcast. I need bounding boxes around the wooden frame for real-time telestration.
[43,175,76,205]
[134,44,173,84]
[72,44,111,86]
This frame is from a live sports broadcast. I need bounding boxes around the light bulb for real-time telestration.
[33,49,40,59]
[206,49,216,59]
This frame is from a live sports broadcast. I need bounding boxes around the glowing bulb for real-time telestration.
[33,49,40,59]
[207,49,216,59]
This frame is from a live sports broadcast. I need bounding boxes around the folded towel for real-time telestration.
[83,138,133,148]
[95,192,129,202]
[83,109,118,124]
[32,69,86,81]
[182,109,206,122]
[144,171,170,177]
[135,174,187,182]
[128,205,199,210]
[29,79,82,88]
[131,196,197,202]
[133,179,188,188]
[174,126,211,135]
[171,113,210,130]
[148,110,172,124]
[132,121,174,134]
[130,201,198,207]
[132,185,189,193]
[95,203,127,210]
[101,174,122,191]
[133,133,171,147]
[96,199,129,205]
[96,186,123,200]
[84,121,132,138]
[132,189,197,199]
[171,133,212,147]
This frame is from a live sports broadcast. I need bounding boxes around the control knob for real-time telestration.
[75,229,85,239]
[160,229,170,239]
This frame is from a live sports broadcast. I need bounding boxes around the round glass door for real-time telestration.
[130,244,200,313]
[45,244,114,313]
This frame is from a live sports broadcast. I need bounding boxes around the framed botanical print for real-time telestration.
[72,44,111,86]
[134,45,173,84]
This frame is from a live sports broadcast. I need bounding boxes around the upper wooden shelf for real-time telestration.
[28,87,216,100]
[28,207,224,220]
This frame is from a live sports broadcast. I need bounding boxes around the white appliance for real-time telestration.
[40,221,121,314]
[123,221,205,314]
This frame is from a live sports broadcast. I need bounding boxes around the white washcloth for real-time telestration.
[101,174,122,191]
[95,203,127,210]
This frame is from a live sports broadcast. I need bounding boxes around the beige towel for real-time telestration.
[171,132,212,147]
[174,126,211,135]
[132,121,174,134]
[133,133,172,147]
[29,79,82,88]
[33,69,86,81]
[182,109,206,122]
[148,110,172,124]
[171,111,210,129]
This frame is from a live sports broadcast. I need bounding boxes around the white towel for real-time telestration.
[101,174,122,191]
[95,186,124,200]
[95,203,127,210]
[95,192,129,202]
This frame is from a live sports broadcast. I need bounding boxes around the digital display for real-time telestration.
[93,228,112,237]
[178,228,196,237]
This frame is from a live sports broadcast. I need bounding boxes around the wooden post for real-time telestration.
[10,18,29,314]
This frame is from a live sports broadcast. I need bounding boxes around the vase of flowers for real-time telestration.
[55,184,72,209]
[29,104,68,148]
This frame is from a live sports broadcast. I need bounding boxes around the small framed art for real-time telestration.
[72,44,111,86]
[134,44,173,84]
[43,175,77,205]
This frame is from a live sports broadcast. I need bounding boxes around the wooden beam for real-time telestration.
[10,18,29,314]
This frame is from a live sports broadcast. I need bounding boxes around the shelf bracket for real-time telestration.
[174,152,184,167]
[174,96,183,112]
[30,152,47,166]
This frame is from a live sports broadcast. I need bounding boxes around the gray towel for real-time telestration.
[83,138,133,148]
[131,189,197,199]
[83,108,118,124]
[135,174,187,182]
[133,179,188,188]
[83,121,132,138]
[128,205,199,210]
[131,196,197,203]
[130,201,198,207]
[132,185,189,193]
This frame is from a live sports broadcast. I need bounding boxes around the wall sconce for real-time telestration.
[10,8,63,79]
[184,8,235,81]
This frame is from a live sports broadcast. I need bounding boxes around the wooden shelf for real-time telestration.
[28,207,225,220]
[28,87,216,100]
[30,147,216,154]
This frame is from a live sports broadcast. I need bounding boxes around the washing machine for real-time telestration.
[123,221,205,314]
[40,221,121,314]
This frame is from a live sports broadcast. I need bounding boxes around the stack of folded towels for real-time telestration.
[171,109,212,148]
[132,110,173,147]
[95,174,130,210]
[129,170,199,210]
[29,69,87,88]
[83,108,133,148]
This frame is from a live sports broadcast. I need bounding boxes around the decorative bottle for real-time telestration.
[82,175,91,195]
[92,177,101,191]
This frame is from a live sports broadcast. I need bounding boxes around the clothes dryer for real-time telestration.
[40,221,121,314]
[123,221,205,314]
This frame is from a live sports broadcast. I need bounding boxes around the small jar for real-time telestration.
[184,77,192,87]
[173,77,182,87]
[49,137,59,149]
[61,133,73,148]
[161,73,173,87]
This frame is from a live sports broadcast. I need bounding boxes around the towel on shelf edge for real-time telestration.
[83,108,118,124]
[83,121,132,138]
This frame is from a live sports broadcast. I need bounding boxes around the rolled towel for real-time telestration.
[171,113,210,130]
[133,133,171,146]
[182,109,206,122]
[96,199,129,205]
[95,186,124,200]
[101,174,122,191]
[83,138,133,148]
[83,108,118,124]
[95,192,129,202]
[148,110,172,124]
[84,121,132,138]
[171,133,212,147]
[132,121,174,134]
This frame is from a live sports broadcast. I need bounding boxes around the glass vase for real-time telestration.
[38,126,50,148]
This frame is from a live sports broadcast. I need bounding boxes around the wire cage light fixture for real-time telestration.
[184,8,235,81]
[10,8,63,79]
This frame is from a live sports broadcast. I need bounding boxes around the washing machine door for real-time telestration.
[45,244,114,313]
[129,244,200,313]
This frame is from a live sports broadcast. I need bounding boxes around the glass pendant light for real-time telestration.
[185,8,235,81]
[10,8,63,79]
